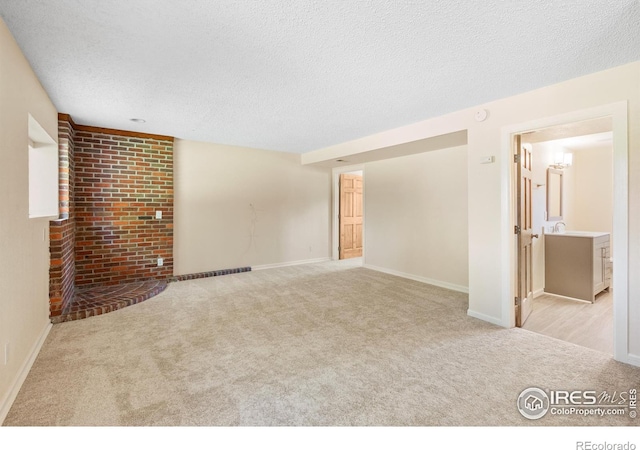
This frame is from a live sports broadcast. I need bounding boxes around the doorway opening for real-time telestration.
[339,172,363,259]
[514,118,614,354]
[332,166,364,262]
[504,101,630,365]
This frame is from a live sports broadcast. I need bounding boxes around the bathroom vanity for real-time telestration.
[544,231,611,302]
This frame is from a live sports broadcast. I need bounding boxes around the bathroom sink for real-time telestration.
[550,230,609,238]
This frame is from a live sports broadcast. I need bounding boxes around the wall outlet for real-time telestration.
[4,343,9,365]
[157,258,163,267]
[155,210,162,219]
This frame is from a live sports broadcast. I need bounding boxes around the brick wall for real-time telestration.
[49,219,75,316]
[49,115,76,317]
[73,129,174,286]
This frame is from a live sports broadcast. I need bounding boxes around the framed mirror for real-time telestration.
[546,168,563,221]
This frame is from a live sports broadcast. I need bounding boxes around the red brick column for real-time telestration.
[49,114,76,317]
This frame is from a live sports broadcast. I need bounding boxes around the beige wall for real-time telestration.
[173,139,331,275]
[0,18,58,421]
[303,61,640,363]
[566,146,614,234]
[530,142,555,293]
[364,146,469,291]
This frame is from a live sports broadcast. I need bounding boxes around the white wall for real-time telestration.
[0,18,57,422]
[302,61,640,364]
[364,146,469,292]
[173,139,331,274]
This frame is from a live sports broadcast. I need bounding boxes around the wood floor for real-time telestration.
[522,290,613,354]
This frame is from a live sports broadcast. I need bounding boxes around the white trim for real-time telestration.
[541,291,595,304]
[331,165,365,261]
[500,101,632,365]
[623,353,640,367]
[467,309,504,327]
[363,263,469,294]
[500,122,516,328]
[251,257,331,271]
[610,103,630,365]
[0,321,52,425]
[533,288,545,298]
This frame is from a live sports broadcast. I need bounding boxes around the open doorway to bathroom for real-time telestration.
[516,117,614,354]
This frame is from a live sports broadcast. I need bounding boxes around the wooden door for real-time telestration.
[515,136,537,327]
[339,173,363,259]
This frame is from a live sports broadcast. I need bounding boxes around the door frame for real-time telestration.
[332,164,365,261]
[500,101,631,364]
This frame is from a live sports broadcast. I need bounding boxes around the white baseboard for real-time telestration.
[362,264,469,294]
[0,321,52,425]
[252,257,331,271]
[618,352,640,368]
[542,290,593,304]
[467,309,506,327]
[533,288,545,298]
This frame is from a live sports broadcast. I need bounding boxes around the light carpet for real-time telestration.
[4,260,639,426]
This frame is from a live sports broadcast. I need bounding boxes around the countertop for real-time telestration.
[545,231,609,238]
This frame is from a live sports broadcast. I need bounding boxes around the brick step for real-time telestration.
[51,279,167,323]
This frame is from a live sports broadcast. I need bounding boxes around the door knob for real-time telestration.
[532,234,539,239]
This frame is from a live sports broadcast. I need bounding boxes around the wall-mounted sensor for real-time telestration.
[475,109,488,122]
[480,156,495,164]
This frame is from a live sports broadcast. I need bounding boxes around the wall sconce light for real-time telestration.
[551,151,572,169]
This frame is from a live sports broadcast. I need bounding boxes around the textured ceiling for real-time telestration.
[1,1,638,153]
